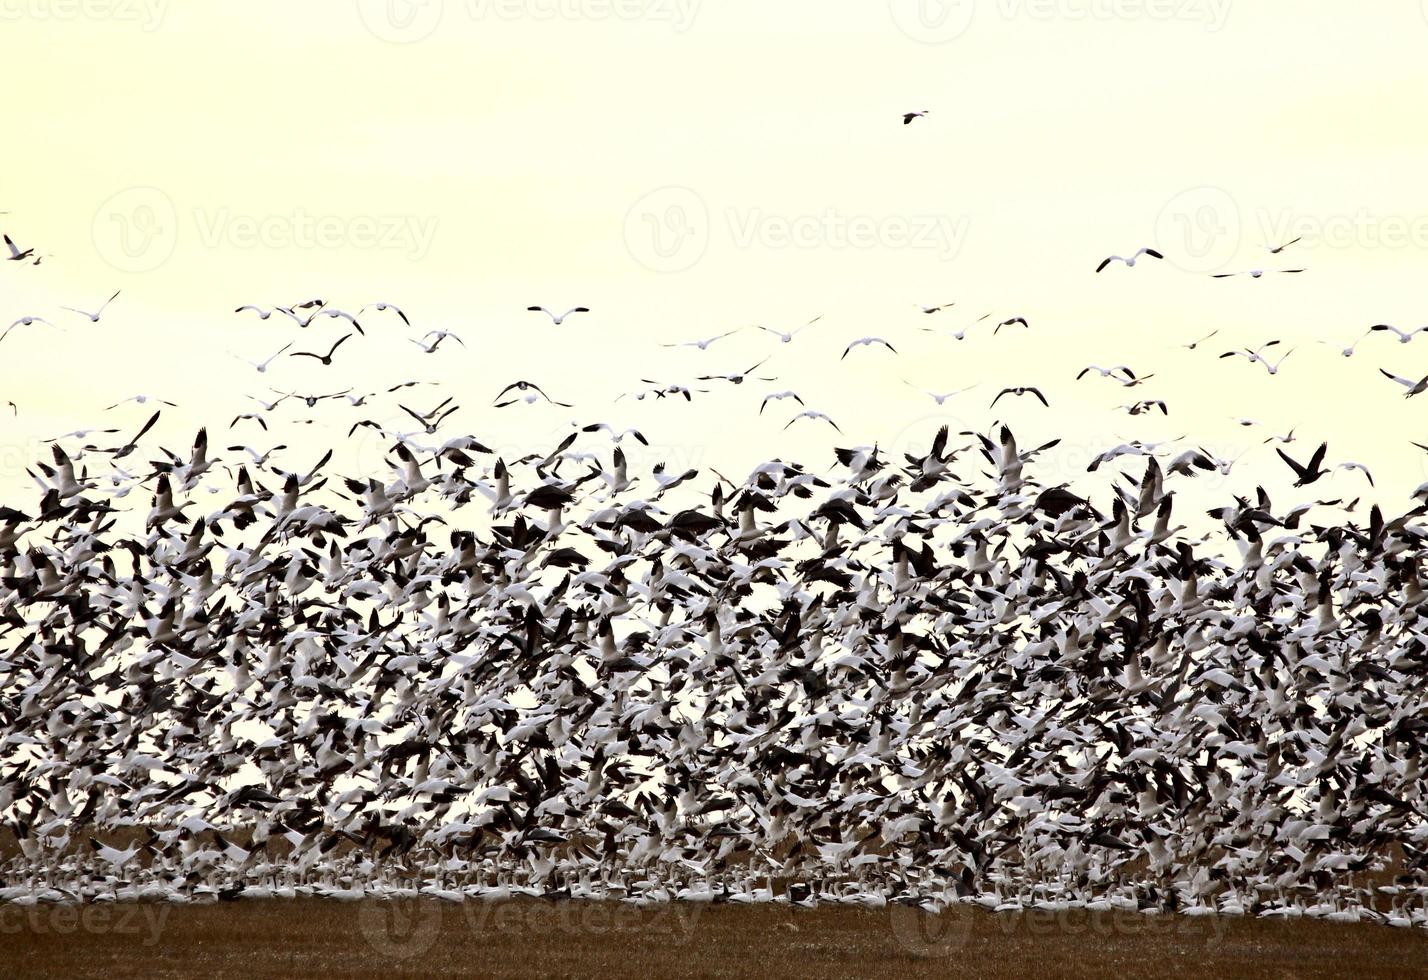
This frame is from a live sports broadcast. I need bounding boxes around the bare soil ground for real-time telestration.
[0,897,1424,979]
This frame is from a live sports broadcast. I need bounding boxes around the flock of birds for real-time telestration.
[1,217,1428,932]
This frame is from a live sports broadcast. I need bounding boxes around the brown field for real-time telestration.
[0,898,1424,979]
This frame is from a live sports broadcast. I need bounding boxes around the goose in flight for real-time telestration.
[290,333,354,366]
[1211,268,1306,279]
[359,302,411,327]
[410,330,464,354]
[1076,365,1140,383]
[60,290,121,323]
[903,380,977,405]
[902,110,929,125]
[1319,331,1369,358]
[1276,442,1329,487]
[699,358,775,385]
[842,337,897,359]
[1179,329,1219,350]
[527,306,589,326]
[991,386,1049,408]
[279,306,365,335]
[617,380,707,402]
[757,316,821,344]
[493,380,572,408]
[994,316,1029,335]
[4,233,34,262]
[249,393,291,413]
[1369,324,1428,345]
[581,423,648,445]
[105,410,162,459]
[1378,368,1428,398]
[922,312,991,341]
[1337,462,1374,487]
[1120,399,1168,416]
[1,315,54,343]
[106,394,177,410]
[1264,236,1302,254]
[664,329,740,351]
[760,391,805,414]
[231,342,293,373]
[917,302,955,314]
[279,389,351,408]
[784,410,842,433]
[1095,247,1162,273]
[400,399,460,433]
[1220,342,1295,375]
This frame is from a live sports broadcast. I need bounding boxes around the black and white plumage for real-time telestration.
[841,337,897,359]
[527,306,590,326]
[990,386,1049,408]
[493,380,573,408]
[1095,247,1162,272]
[1379,368,1428,398]
[757,316,821,344]
[3,233,35,262]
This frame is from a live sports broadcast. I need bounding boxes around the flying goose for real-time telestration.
[232,342,293,373]
[991,386,1049,408]
[1378,368,1428,398]
[1,315,54,343]
[4,233,35,262]
[290,333,354,366]
[1276,442,1329,487]
[664,329,740,351]
[527,306,590,325]
[60,290,121,323]
[493,380,572,408]
[841,337,897,359]
[903,380,977,405]
[757,316,821,344]
[784,410,842,433]
[1095,247,1162,272]
[410,330,464,354]
[359,302,411,326]
[1211,268,1306,279]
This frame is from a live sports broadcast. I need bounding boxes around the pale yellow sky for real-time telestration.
[3,3,1428,509]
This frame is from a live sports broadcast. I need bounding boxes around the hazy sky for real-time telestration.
[4,3,1428,510]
